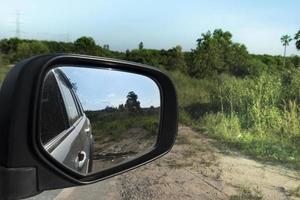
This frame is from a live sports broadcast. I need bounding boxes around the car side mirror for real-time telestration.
[0,54,178,200]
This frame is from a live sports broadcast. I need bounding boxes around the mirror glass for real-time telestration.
[39,66,161,175]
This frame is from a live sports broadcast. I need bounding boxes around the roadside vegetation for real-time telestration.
[85,91,160,170]
[1,29,300,169]
[172,69,300,169]
[0,54,11,83]
[289,185,300,198]
[0,65,10,83]
[86,107,160,141]
[85,91,160,142]
[229,185,263,200]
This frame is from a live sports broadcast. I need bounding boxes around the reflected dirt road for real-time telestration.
[92,128,156,171]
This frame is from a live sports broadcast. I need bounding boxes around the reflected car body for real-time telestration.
[40,68,93,174]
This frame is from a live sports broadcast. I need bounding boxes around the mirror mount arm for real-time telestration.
[0,166,38,199]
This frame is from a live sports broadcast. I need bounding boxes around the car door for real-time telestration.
[40,69,92,174]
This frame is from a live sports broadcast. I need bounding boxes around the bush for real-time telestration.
[15,41,49,61]
[172,68,300,169]
[246,57,268,77]
[86,110,160,140]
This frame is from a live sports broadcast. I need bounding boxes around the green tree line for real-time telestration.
[1,29,299,79]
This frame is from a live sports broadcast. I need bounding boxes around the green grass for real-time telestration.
[0,64,11,83]
[229,185,263,200]
[169,70,300,170]
[86,110,160,141]
[288,184,300,197]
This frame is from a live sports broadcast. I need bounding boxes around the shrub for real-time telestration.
[173,69,300,169]
[15,41,50,61]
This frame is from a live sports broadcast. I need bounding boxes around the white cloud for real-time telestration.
[107,93,116,98]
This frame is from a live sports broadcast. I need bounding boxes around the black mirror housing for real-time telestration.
[0,54,178,199]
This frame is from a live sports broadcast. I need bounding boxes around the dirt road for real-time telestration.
[28,126,300,200]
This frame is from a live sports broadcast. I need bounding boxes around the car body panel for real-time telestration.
[42,69,93,174]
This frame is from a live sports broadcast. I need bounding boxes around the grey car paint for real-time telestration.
[42,69,93,174]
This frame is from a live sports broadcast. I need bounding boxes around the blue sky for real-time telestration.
[60,67,160,111]
[0,0,299,55]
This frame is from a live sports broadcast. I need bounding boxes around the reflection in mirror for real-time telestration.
[39,66,161,175]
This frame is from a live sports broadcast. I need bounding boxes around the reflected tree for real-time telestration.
[125,91,141,113]
[118,104,125,111]
[71,82,78,92]
[139,42,144,50]
[295,30,300,50]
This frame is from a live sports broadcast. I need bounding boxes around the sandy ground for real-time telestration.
[92,128,156,172]
[115,126,300,200]
[29,126,300,200]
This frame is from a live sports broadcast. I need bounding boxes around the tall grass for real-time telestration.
[170,69,300,169]
[0,65,11,83]
[86,111,160,140]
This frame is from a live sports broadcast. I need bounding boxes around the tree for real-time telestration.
[165,45,187,72]
[104,106,117,112]
[281,34,292,67]
[71,82,78,92]
[15,41,49,61]
[189,29,249,78]
[246,57,268,77]
[0,53,3,69]
[295,30,300,50]
[139,42,144,50]
[227,43,249,76]
[0,38,21,54]
[125,91,141,113]
[118,104,125,111]
[103,44,110,50]
[74,36,97,55]
[125,49,130,58]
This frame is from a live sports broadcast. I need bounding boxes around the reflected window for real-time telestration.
[40,71,69,144]
[57,73,80,125]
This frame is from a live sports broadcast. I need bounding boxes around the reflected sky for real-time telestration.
[60,67,160,111]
